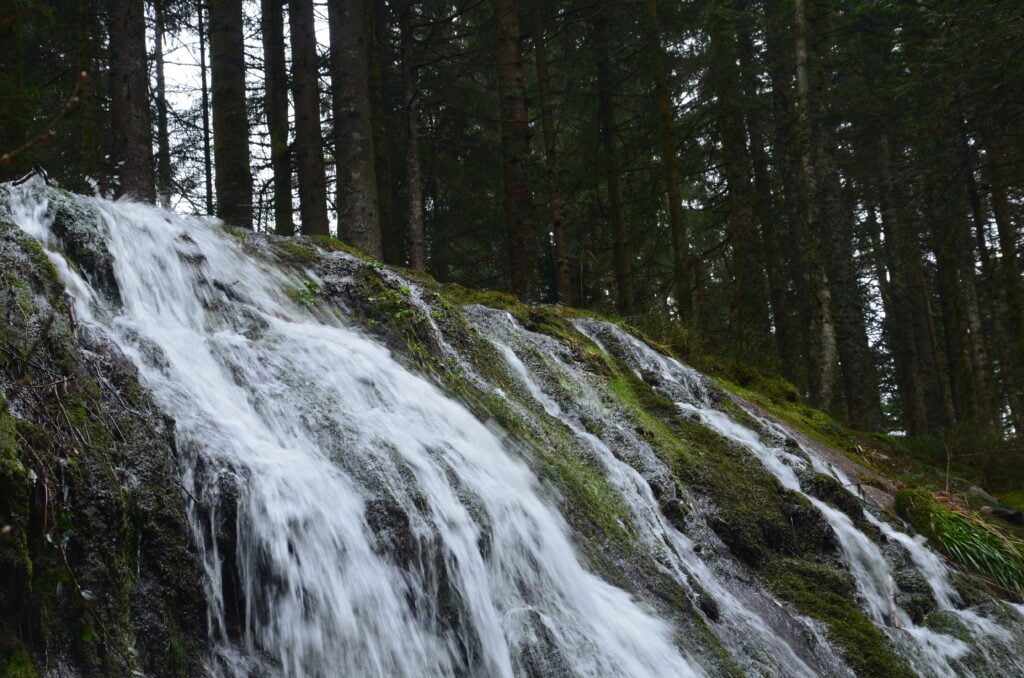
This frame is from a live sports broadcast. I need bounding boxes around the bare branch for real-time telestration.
[0,71,89,167]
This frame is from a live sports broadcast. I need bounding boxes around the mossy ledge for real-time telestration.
[258,233,969,675]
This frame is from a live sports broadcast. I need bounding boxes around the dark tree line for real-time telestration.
[2,0,1023,444]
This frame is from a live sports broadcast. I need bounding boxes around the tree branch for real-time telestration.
[0,71,89,167]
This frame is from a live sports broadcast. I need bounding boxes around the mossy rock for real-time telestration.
[0,204,204,677]
[0,651,37,678]
[765,558,915,677]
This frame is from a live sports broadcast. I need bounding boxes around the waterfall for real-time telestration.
[476,310,848,677]
[4,181,1024,677]
[6,183,700,677]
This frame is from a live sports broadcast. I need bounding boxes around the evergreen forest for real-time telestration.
[6,0,1024,457]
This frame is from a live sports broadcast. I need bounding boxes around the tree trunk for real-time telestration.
[925,142,992,426]
[76,0,102,187]
[328,0,383,256]
[197,4,215,214]
[736,10,799,378]
[209,0,254,228]
[792,0,838,408]
[399,1,427,271]
[955,135,996,421]
[261,0,294,235]
[595,8,635,317]
[762,0,811,388]
[823,172,883,430]
[641,0,690,323]
[493,0,538,300]
[153,0,172,204]
[708,2,771,350]
[962,134,1011,425]
[531,0,571,305]
[369,0,402,265]
[877,133,950,434]
[289,0,330,235]
[108,0,154,202]
[984,140,1024,430]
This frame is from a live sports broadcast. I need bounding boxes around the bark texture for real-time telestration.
[595,8,635,317]
[289,0,330,235]
[328,0,383,256]
[531,0,572,305]
[209,0,254,228]
[643,0,691,322]
[108,0,154,202]
[261,0,295,235]
[493,0,538,300]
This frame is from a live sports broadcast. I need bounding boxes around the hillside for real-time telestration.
[1,182,1023,677]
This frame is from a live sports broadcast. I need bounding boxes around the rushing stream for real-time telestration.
[4,181,1024,677]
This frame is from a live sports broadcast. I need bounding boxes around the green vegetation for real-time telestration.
[896,489,1024,600]
[766,558,915,677]
[4,187,1023,674]
[286,279,320,307]
[0,652,37,678]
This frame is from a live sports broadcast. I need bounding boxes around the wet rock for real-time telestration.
[509,609,576,678]
[363,496,416,568]
[0,205,204,676]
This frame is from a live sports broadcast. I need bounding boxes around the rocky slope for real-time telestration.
[1,182,1022,677]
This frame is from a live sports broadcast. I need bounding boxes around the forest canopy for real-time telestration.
[2,0,1023,459]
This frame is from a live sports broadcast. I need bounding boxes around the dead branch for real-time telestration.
[0,71,88,167]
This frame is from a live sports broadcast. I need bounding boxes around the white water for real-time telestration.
[484,322,846,677]
[6,183,701,677]
[673,401,972,677]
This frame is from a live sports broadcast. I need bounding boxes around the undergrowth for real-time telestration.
[897,488,1024,601]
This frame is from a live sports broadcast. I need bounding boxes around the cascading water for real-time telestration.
[5,182,700,677]
[4,180,1024,677]
[583,320,1024,678]
[471,309,850,677]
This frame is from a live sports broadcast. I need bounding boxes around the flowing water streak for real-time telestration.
[7,185,702,677]
[673,405,974,677]
[485,326,840,677]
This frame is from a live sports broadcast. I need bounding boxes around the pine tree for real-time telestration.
[328,0,383,256]
[209,0,254,228]
[108,0,154,201]
[289,0,330,235]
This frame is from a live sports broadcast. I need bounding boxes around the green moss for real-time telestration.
[307,234,373,261]
[0,395,33,643]
[0,652,38,678]
[580,338,917,672]
[540,437,635,546]
[442,284,520,310]
[273,240,322,265]
[714,376,860,461]
[1002,490,1024,512]
[219,223,249,244]
[766,558,915,677]
[285,280,320,307]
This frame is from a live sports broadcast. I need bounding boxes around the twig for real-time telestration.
[0,4,40,30]
[176,479,204,508]
[0,71,88,167]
